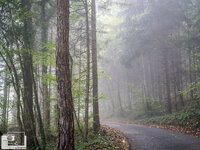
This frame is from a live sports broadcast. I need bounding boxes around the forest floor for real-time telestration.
[101,120,200,150]
[74,125,129,149]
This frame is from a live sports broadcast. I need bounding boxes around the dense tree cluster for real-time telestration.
[0,0,100,149]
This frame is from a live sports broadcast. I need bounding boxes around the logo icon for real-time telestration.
[1,132,27,149]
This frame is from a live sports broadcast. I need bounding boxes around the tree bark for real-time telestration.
[172,57,178,111]
[118,87,123,113]
[176,48,184,107]
[32,70,46,148]
[91,0,100,132]
[2,68,8,133]
[163,51,172,114]
[78,43,82,121]
[57,0,74,149]
[22,0,39,148]
[41,0,50,139]
[141,54,151,116]
[188,49,194,100]
[84,0,90,142]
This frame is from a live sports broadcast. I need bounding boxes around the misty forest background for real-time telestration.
[1,0,200,149]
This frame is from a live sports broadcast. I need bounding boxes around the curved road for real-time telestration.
[101,120,200,150]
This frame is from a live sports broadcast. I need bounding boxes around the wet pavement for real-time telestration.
[101,120,200,150]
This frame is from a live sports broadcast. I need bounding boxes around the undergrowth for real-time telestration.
[75,131,115,150]
[137,99,200,130]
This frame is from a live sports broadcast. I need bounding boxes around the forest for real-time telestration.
[0,0,200,150]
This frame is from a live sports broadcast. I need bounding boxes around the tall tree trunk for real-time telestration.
[107,84,115,113]
[141,54,151,116]
[188,49,194,100]
[22,0,39,148]
[127,84,132,110]
[74,110,84,139]
[57,0,74,149]
[172,57,178,111]
[41,0,50,140]
[6,86,10,129]
[84,0,90,142]
[2,68,8,133]
[163,51,172,114]
[91,0,100,132]
[176,48,184,107]
[32,70,46,148]
[117,87,123,113]
[149,53,155,99]
[78,44,82,121]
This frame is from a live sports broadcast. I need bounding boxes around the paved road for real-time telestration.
[101,120,200,150]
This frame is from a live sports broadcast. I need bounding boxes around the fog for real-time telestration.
[98,0,200,120]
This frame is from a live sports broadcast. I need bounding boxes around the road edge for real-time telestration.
[101,124,131,150]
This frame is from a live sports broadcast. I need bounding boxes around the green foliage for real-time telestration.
[137,99,200,129]
[40,73,56,85]
[98,67,112,80]
[33,41,56,67]
[75,131,114,150]
[70,1,84,22]
[99,92,106,100]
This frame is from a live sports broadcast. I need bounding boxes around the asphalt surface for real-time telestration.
[101,120,200,150]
